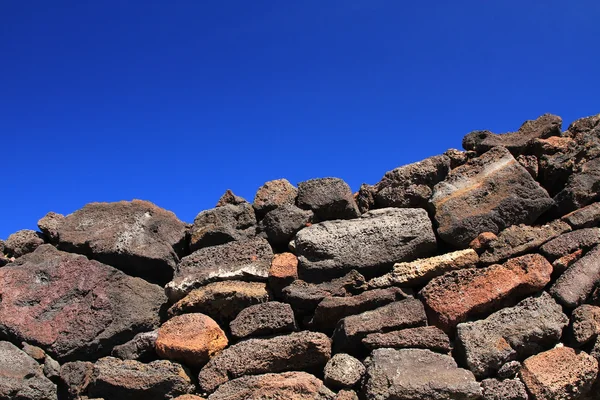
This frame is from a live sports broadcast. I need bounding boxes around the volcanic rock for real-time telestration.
[59,361,93,399]
[362,325,451,353]
[4,229,45,258]
[216,189,247,207]
[253,179,298,217]
[111,330,158,362]
[323,353,365,389]
[517,154,539,178]
[554,157,600,216]
[562,201,600,229]
[259,204,313,247]
[570,305,600,347]
[541,228,600,261]
[550,244,600,308]
[37,212,64,244]
[297,177,360,220]
[229,301,296,340]
[481,378,528,400]
[268,252,298,294]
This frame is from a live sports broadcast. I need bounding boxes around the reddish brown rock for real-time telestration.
[570,305,600,347]
[4,229,45,258]
[323,353,365,389]
[0,245,165,362]
[553,249,584,274]
[253,179,298,217]
[59,361,94,399]
[362,326,451,353]
[520,347,598,400]
[420,253,553,331]
[550,245,600,308]
[229,301,296,340]
[540,228,600,261]
[155,313,228,368]
[174,395,206,400]
[215,189,247,207]
[268,252,298,294]
[37,211,64,244]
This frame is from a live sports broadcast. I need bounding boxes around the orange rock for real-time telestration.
[269,252,298,293]
[155,313,228,368]
[469,232,498,252]
[173,395,206,400]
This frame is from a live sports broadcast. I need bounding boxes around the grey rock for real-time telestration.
[59,361,94,399]
[295,208,437,281]
[540,228,600,261]
[517,154,538,179]
[215,189,247,207]
[297,178,360,220]
[111,330,158,362]
[22,343,46,361]
[481,378,528,400]
[37,212,64,244]
[323,354,365,389]
[253,179,298,217]
[570,305,600,347]
[355,183,375,214]
[259,204,313,246]
[43,355,60,381]
[550,244,600,308]
[229,301,296,340]
[0,239,5,254]
[497,361,522,380]
[554,157,600,215]
[363,348,482,400]
[562,202,600,229]
[362,326,451,353]
[4,229,45,258]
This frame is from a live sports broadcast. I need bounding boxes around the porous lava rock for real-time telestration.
[253,178,298,217]
[229,301,296,340]
[4,229,45,258]
[323,353,365,389]
[215,189,247,207]
[111,330,158,362]
[297,177,360,220]
[268,252,298,294]
[362,325,451,353]
[540,228,600,261]
[259,204,313,247]
[550,244,600,308]
[481,378,528,400]
[569,305,600,347]
[562,201,600,229]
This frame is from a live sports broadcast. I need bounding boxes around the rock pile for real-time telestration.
[2,112,600,399]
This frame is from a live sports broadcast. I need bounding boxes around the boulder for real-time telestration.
[268,252,298,294]
[259,204,313,247]
[198,331,331,393]
[111,330,158,362]
[455,292,568,378]
[59,361,93,399]
[253,179,298,217]
[323,354,365,389]
[481,378,528,400]
[420,254,553,332]
[362,326,451,353]
[165,237,273,302]
[0,341,57,400]
[363,348,482,400]
[497,361,522,380]
[37,212,64,244]
[550,244,600,308]
[86,357,195,400]
[297,178,360,221]
[229,301,296,340]
[562,202,600,229]
[520,347,598,400]
[295,208,437,281]
[430,146,554,248]
[554,157,600,215]
[215,189,247,207]
[40,200,187,284]
[540,228,600,261]
[570,305,600,347]
[0,245,165,362]
[4,229,45,258]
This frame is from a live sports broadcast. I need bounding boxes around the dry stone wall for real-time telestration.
[2,112,600,400]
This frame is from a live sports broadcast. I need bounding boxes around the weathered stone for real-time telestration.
[456,292,568,378]
[570,305,600,347]
[310,287,409,334]
[188,203,257,252]
[364,348,482,400]
[37,212,64,244]
[174,395,206,400]
[169,281,269,324]
[334,389,359,400]
[230,301,296,340]
[371,155,451,209]
[550,245,600,308]
[253,179,298,217]
[517,154,539,178]
[463,113,562,155]
[332,298,427,353]
[520,347,598,400]
[0,341,57,400]
[111,330,158,362]
[4,229,45,258]
[59,361,93,399]
[86,357,195,400]
[445,148,469,168]
[554,157,600,216]
[497,361,523,380]
[198,331,331,393]
[481,378,528,400]
[22,342,46,361]
[368,249,479,288]
[215,189,247,207]
[470,232,498,253]
[323,353,365,389]
[430,146,554,248]
[268,252,298,294]
[43,355,60,381]
[479,221,571,265]
[421,254,553,332]
[295,208,437,281]
[363,325,451,353]
[541,228,600,260]
[553,249,584,274]
[0,245,165,362]
[166,237,273,302]
[355,183,375,213]
[297,177,360,220]
[562,202,600,229]
[208,372,335,400]
[260,204,313,247]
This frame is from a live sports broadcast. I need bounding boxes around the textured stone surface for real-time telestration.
[550,244,600,308]
[229,301,296,340]
[430,146,554,248]
[268,252,298,294]
[0,245,165,362]
[42,200,187,284]
[456,292,568,378]
[421,254,553,332]
[22,342,46,361]
[517,154,539,178]
[215,189,247,207]
[570,305,600,347]
[166,237,273,302]
[37,212,64,244]
[541,228,600,260]
[332,298,427,353]
[4,229,45,258]
[59,361,94,399]
[169,281,269,323]
[111,330,158,362]
[363,325,451,353]
[253,179,298,217]
[297,177,360,220]
[188,203,257,252]
[198,331,331,393]
[155,313,228,368]
[334,389,359,400]
[562,202,600,229]
[86,357,195,400]
[554,157,600,215]
[520,347,598,400]
[497,361,523,380]
[260,204,313,247]
[295,208,437,281]
[0,341,57,400]
[208,372,335,400]
[363,348,482,400]
[368,249,479,288]
[43,355,60,381]
[323,353,365,389]
[481,378,528,400]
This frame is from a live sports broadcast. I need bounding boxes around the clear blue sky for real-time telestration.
[1,1,599,239]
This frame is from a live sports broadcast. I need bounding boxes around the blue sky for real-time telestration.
[1,1,599,239]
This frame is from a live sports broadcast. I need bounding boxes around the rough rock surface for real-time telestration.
[42,200,187,284]
[562,202,600,229]
[481,378,528,400]
[323,353,365,389]
[4,229,45,258]
[253,179,298,217]
[550,244,600,308]
[363,348,482,400]
[260,204,313,247]
[0,341,57,400]
[295,208,437,281]
[198,331,331,393]
[111,330,158,362]
[215,189,247,207]
[456,292,568,378]
[363,325,451,353]
[541,228,600,260]
[229,301,296,340]
[570,305,600,347]
[297,177,360,220]
[554,157,600,215]
[268,252,298,294]
[166,237,273,302]
[430,146,554,247]
[0,245,165,361]
[59,361,94,399]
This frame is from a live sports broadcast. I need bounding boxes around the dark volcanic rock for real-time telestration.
[295,208,437,281]
[554,157,600,215]
[215,189,247,207]
[550,244,600,308]
[0,341,57,400]
[297,178,360,220]
[111,330,158,362]
[188,203,257,252]
[253,179,298,217]
[481,378,528,400]
[229,301,296,340]
[198,331,331,393]
[37,212,64,244]
[59,361,93,399]
[516,154,539,178]
[40,200,187,284]
[362,326,451,353]
[540,228,600,261]
[259,204,313,246]
[4,229,45,258]
[456,292,568,378]
[166,237,273,302]
[562,201,600,229]
[323,353,365,389]
[363,348,482,400]
[355,183,375,214]
[430,146,554,248]
[570,305,600,347]
[0,245,165,362]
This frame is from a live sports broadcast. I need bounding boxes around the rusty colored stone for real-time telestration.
[268,252,298,293]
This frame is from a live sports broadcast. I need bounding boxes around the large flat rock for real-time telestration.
[0,245,165,362]
[295,208,437,281]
